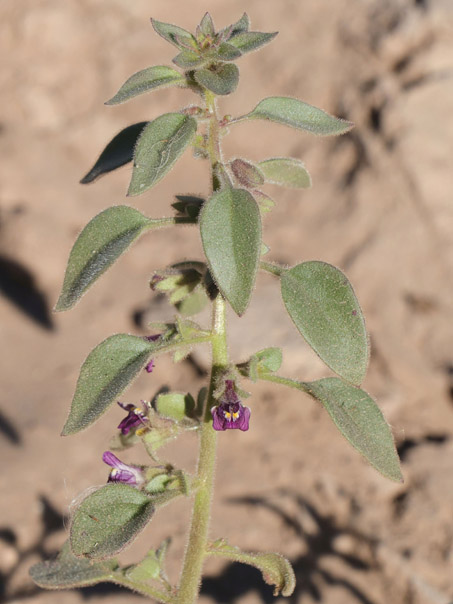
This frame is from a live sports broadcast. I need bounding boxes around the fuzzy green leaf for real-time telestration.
[228,31,278,54]
[199,13,215,37]
[224,13,250,37]
[306,378,403,482]
[281,262,368,385]
[246,97,353,136]
[172,50,206,69]
[70,484,154,559]
[200,188,262,316]
[80,123,148,184]
[105,66,186,105]
[208,539,295,597]
[194,64,239,96]
[29,541,117,589]
[62,334,158,435]
[128,114,197,196]
[151,19,196,50]
[258,158,311,188]
[55,206,154,311]
[231,158,264,188]
[215,42,242,61]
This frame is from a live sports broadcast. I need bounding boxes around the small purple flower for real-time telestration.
[145,359,155,373]
[117,401,148,435]
[102,451,144,486]
[211,380,251,431]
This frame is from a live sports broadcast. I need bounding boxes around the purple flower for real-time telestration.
[117,401,148,435]
[211,380,251,431]
[145,359,155,373]
[102,451,144,486]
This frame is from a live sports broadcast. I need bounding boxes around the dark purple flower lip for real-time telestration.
[211,380,250,431]
[117,401,149,435]
[102,451,144,486]
[145,359,155,373]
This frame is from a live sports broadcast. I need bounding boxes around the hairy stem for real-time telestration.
[175,90,228,604]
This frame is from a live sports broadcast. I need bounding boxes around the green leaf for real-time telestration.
[223,14,250,37]
[125,538,170,583]
[172,50,206,69]
[246,97,354,136]
[200,188,262,316]
[246,348,283,382]
[215,42,242,61]
[228,31,278,54]
[80,122,148,184]
[258,158,311,188]
[281,261,368,385]
[194,64,239,96]
[177,287,209,316]
[62,334,157,435]
[128,114,197,196]
[70,484,154,559]
[208,539,295,597]
[105,66,186,105]
[305,378,403,482]
[29,541,117,589]
[231,158,264,188]
[199,13,215,37]
[151,18,196,50]
[155,392,195,422]
[55,206,154,312]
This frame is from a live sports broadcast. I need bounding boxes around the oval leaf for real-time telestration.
[128,114,197,196]
[228,31,278,54]
[306,378,403,482]
[258,157,311,188]
[80,122,148,184]
[70,484,154,559]
[30,541,117,589]
[194,64,239,96]
[215,42,242,61]
[62,334,156,435]
[151,19,196,50]
[55,206,153,312]
[200,188,261,316]
[246,97,353,136]
[231,158,264,188]
[208,539,295,597]
[105,66,186,105]
[281,261,368,384]
[172,50,206,69]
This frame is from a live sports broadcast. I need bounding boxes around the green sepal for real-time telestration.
[194,63,239,96]
[128,114,197,196]
[151,18,196,50]
[155,392,196,422]
[198,13,215,37]
[80,122,148,184]
[200,188,262,316]
[105,66,186,105]
[228,31,278,54]
[245,97,354,136]
[208,539,295,597]
[70,484,155,559]
[258,157,311,188]
[231,158,264,188]
[281,261,368,385]
[62,334,161,435]
[177,287,209,316]
[29,541,118,589]
[239,347,282,382]
[253,190,275,214]
[55,206,154,312]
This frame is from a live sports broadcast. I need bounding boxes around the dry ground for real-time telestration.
[1,1,453,603]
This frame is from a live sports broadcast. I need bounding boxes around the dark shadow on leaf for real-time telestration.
[0,255,53,330]
[201,489,378,604]
[0,409,21,445]
[80,122,148,184]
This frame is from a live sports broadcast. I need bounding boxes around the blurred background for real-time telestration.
[1,1,453,603]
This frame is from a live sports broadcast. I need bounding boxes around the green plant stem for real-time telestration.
[175,89,228,604]
[260,372,311,394]
[259,260,286,277]
[176,295,227,604]
[112,575,173,604]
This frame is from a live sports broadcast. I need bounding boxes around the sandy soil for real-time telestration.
[1,1,453,603]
